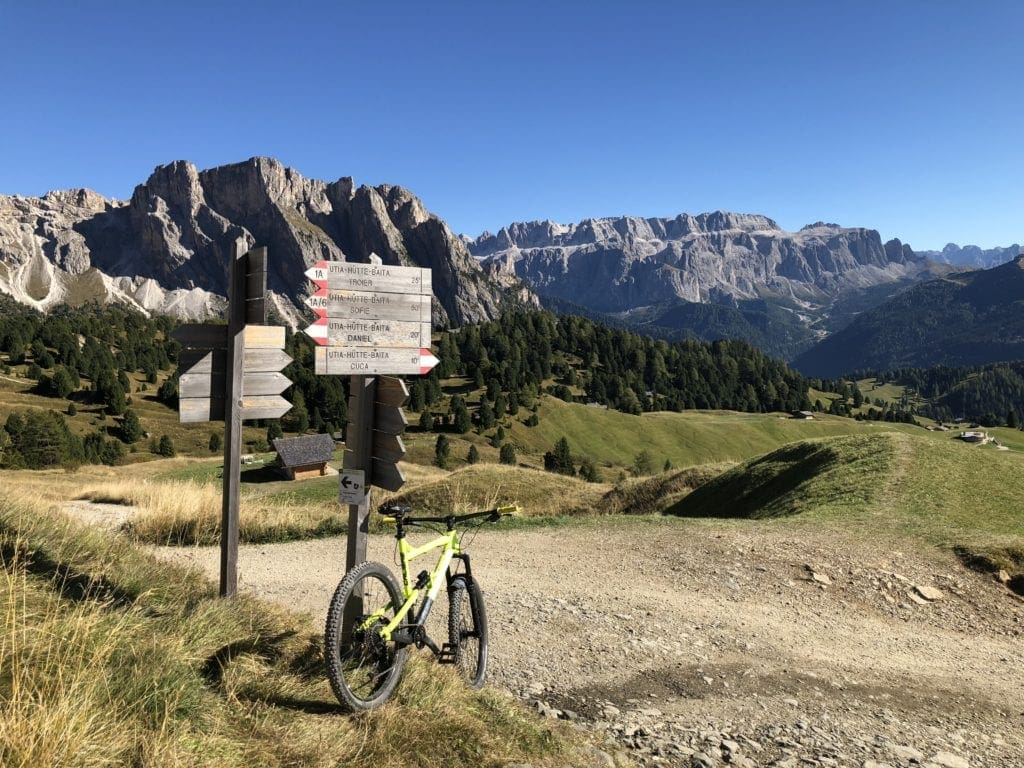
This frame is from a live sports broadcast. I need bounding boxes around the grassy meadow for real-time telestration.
[0,488,608,768]
[4,376,1024,765]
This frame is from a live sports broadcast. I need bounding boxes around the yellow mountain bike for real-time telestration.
[324,501,516,711]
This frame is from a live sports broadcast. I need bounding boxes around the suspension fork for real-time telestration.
[448,552,474,588]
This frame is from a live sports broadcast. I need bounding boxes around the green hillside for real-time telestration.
[544,295,814,360]
[504,397,889,471]
[669,431,1024,574]
[793,255,1024,377]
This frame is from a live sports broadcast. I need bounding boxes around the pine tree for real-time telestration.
[419,410,434,432]
[157,434,176,458]
[466,444,480,464]
[452,396,471,434]
[409,380,426,412]
[434,434,450,469]
[578,456,600,483]
[120,409,144,443]
[499,442,516,465]
[478,399,495,430]
[209,432,223,452]
[286,390,310,433]
[544,437,575,476]
[490,425,505,448]
[632,449,654,476]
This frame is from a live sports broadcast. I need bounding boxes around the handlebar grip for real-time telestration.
[495,504,519,516]
[379,516,397,524]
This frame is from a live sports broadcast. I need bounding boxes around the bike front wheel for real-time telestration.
[324,560,408,711]
[448,576,488,688]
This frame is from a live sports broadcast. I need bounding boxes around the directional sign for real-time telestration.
[180,395,292,423]
[369,459,405,492]
[371,432,406,464]
[179,348,292,375]
[305,261,431,294]
[305,290,430,322]
[177,324,292,423]
[179,371,291,398]
[314,346,440,376]
[303,317,431,348]
[338,469,366,504]
[372,376,409,466]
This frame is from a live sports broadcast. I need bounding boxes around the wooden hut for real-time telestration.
[272,434,337,480]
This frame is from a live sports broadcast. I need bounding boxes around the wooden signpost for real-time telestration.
[172,238,292,598]
[303,254,437,572]
[304,261,434,378]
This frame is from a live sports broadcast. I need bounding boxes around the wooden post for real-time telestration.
[219,238,247,598]
[344,375,377,571]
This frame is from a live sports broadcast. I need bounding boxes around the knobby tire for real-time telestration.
[448,577,488,688]
[324,561,408,712]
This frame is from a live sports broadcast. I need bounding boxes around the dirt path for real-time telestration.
[156,519,1024,767]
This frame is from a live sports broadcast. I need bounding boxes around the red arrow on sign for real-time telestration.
[304,261,330,290]
[304,294,329,315]
[303,316,329,345]
[418,348,440,374]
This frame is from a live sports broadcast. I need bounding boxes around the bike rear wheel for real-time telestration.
[448,577,488,688]
[324,561,408,711]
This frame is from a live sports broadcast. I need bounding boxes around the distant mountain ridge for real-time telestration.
[918,242,1022,269]
[469,212,952,358]
[0,157,535,324]
[792,255,1024,377]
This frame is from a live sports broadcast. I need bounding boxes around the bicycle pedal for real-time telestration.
[438,642,458,663]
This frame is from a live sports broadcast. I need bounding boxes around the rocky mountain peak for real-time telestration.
[0,158,537,324]
[468,210,948,349]
[41,188,110,212]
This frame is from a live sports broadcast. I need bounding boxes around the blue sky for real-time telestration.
[1,1,1021,249]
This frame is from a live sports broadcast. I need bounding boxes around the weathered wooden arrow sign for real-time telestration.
[372,377,408,464]
[305,261,431,294]
[176,324,293,423]
[304,290,431,322]
[178,347,292,374]
[303,317,431,348]
[314,346,440,376]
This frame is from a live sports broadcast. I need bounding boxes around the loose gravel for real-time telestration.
[152,518,1024,767]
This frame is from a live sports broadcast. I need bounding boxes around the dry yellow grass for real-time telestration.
[0,488,614,768]
[75,478,350,545]
[388,462,610,519]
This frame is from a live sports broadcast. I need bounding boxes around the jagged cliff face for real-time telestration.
[0,158,536,325]
[470,213,932,315]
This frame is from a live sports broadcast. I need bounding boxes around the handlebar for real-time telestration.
[378,503,518,526]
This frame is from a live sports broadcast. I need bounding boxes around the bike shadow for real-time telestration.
[201,632,349,715]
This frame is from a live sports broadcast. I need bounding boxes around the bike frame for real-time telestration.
[363,528,462,644]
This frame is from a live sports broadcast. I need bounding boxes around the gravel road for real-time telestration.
[154,519,1024,768]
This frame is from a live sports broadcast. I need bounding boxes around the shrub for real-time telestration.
[499,443,516,465]
[157,434,176,458]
